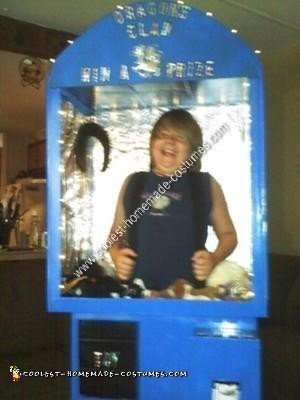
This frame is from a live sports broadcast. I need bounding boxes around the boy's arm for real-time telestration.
[109,175,137,280]
[192,176,237,281]
[109,176,128,256]
[209,176,237,265]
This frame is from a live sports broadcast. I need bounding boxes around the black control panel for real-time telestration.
[79,320,137,399]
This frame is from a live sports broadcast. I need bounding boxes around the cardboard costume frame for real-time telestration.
[47,0,267,319]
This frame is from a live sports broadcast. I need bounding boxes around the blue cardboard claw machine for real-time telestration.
[47,1,267,399]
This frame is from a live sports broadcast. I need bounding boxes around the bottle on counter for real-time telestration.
[29,210,40,248]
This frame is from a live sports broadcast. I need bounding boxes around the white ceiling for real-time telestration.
[1,0,300,52]
[0,0,300,139]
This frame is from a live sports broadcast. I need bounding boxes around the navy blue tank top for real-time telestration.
[124,172,211,290]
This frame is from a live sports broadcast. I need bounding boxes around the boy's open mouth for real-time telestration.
[161,148,176,157]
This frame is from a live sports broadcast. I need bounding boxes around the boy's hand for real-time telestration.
[191,250,216,281]
[113,248,138,281]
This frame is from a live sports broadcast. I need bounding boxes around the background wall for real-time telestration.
[0,50,48,184]
[6,131,28,184]
[263,43,300,256]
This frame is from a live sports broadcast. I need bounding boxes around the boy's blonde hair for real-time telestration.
[150,108,203,171]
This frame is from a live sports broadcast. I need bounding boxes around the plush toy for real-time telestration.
[62,260,253,301]
[150,261,254,301]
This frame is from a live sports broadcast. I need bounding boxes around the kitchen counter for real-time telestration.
[0,248,46,261]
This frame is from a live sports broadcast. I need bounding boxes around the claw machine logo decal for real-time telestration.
[132,45,163,77]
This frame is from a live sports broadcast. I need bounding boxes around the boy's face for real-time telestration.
[151,126,191,176]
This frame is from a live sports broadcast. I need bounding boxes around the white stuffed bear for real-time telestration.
[150,260,253,300]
